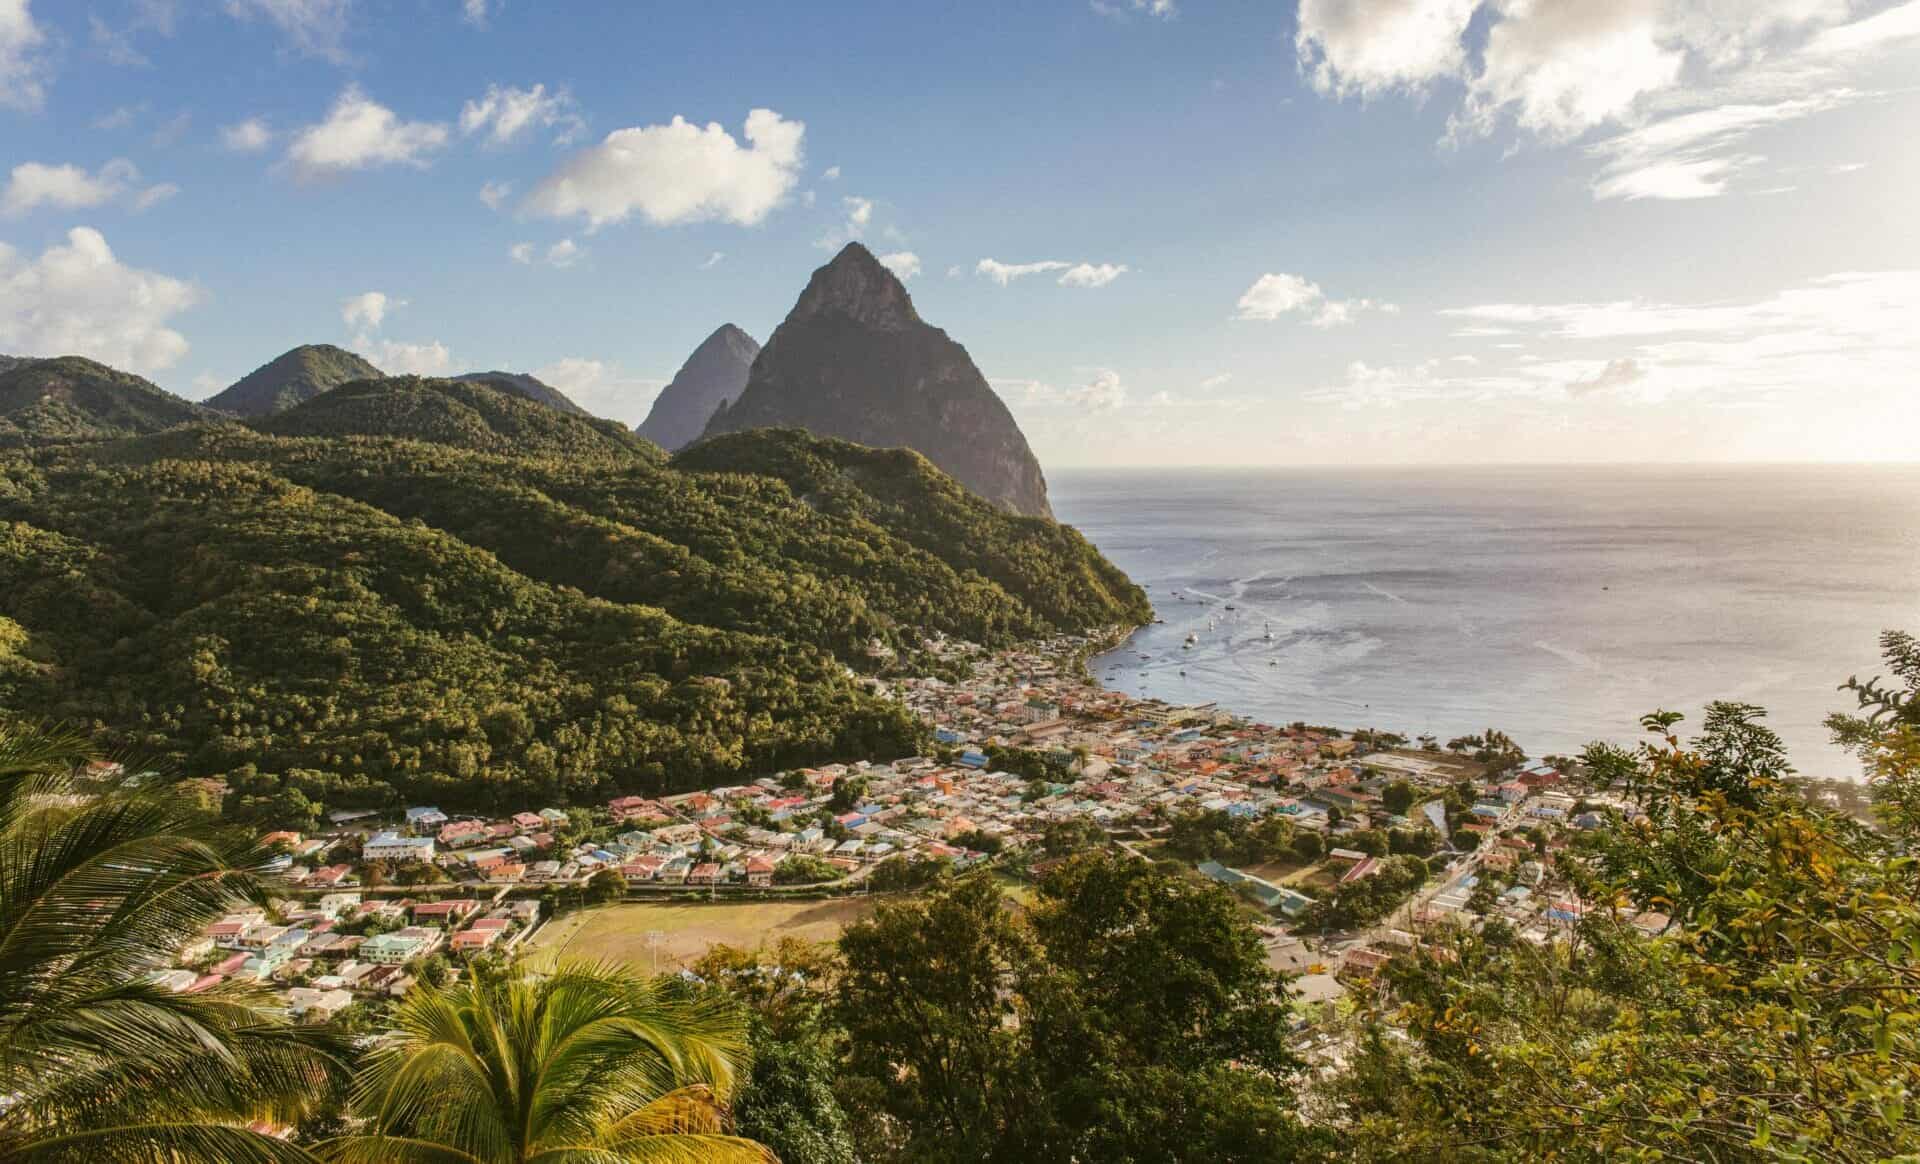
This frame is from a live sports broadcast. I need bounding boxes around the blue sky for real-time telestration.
[2,0,1916,466]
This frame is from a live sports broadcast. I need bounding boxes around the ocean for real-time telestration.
[1051,465,1920,779]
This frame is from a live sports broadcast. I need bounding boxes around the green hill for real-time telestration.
[0,357,213,446]
[252,375,658,461]
[0,378,1146,818]
[204,344,385,417]
[452,370,590,416]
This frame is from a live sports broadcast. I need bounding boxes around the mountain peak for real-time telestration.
[637,324,762,451]
[207,344,384,417]
[702,248,1053,518]
[790,243,921,331]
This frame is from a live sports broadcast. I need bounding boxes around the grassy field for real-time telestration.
[526,897,881,971]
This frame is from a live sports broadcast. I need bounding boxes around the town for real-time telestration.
[143,631,1654,1027]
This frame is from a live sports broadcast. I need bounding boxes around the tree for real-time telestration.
[328,962,767,1162]
[834,859,1317,1162]
[1380,780,1415,816]
[584,866,627,905]
[1322,659,1920,1162]
[0,717,349,1163]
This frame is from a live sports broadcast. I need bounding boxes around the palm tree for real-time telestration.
[329,962,771,1164]
[0,717,351,1163]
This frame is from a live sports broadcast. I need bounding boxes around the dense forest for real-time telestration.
[0,375,1148,818]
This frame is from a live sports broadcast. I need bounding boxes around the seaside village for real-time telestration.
[149,633,1650,1027]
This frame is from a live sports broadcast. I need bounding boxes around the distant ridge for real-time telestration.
[702,243,1052,518]
[452,370,589,416]
[0,355,214,446]
[636,324,760,451]
[205,344,385,417]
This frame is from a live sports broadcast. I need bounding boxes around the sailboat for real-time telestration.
[1263,621,1274,641]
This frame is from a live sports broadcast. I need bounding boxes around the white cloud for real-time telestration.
[2,159,177,217]
[224,0,353,63]
[1058,261,1129,288]
[1199,372,1233,390]
[459,82,583,146]
[0,226,202,373]
[285,87,450,179]
[1,0,51,111]
[93,103,146,130]
[977,259,1070,285]
[1068,368,1128,410]
[1566,356,1645,396]
[354,335,450,376]
[220,117,274,152]
[878,250,921,280]
[534,356,666,424]
[1296,0,1478,99]
[844,195,873,228]
[976,258,1130,287]
[460,0,492,27]
[1234,271,1394,326]
[1092,0,1178,20]
[506,239,583,268]
[478,179,511,210]
[340,290,388,329]
[821,164,841,181]
[524,108,805,229]
[699,250,725,269]
[1298,0,1920,199]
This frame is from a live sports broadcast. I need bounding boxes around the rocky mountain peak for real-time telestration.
[789,243,921,332]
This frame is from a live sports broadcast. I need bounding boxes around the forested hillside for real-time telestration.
[0,376,1147,819]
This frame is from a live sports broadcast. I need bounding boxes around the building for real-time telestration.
[363,831,435,863]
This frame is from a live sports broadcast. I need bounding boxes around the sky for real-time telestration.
[1,0,1916,467]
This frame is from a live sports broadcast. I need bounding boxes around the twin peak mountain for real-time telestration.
[123,243,1049,519]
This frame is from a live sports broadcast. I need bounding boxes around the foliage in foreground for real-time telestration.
[0,717,349,1163]
[329,961,768,1163]
[1321,632,1920,1162]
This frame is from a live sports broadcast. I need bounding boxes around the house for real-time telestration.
[361,928,439,966]
[405,806,448,833]
[438,820,489,847]
[746,856,775,887]
[364,831,435,863]
[411,899,477,924]
[512,811,545,830]
[486,862,526,883]
[687,862,723,886]
[284,987,354,1022]
[450,928,502,954]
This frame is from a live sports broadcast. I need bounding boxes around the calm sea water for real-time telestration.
[1052,465,1920,779]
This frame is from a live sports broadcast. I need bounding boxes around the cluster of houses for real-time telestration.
[147,892,544,1023]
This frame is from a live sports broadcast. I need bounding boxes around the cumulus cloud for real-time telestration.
[1234,272,1393,326]
[844,195,873,228]
[224,0,353,63]
[878,250,921,280]
[1,0,51,111]
[1068,368,1128,410]
[353,336,450,376]
[1565,357,1645,396]
[220,117,274,152]
[340,290,388,329]
[506,239,583,268]
[478,179,511,209]
[1296,0,1920,198]
[533,356,666,424]
[1092,0,1178,20]
[285,87,450,179]
[0,226,202,373]
[460,0,492,27]
[524,108,804,230]
[976,257,1129,287]
[1058,261,1129,288]
[821,164,841,180]
[2,159,177,217]
[459,82,584,146]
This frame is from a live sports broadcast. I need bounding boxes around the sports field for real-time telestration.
[525,897,880,971]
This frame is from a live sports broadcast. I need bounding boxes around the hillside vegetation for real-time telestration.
[0,376,1148,819]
